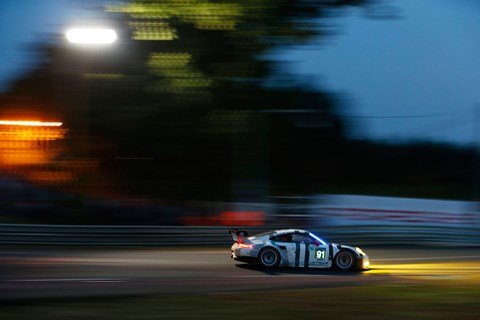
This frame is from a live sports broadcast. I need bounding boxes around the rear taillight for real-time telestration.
[238,243,254,249]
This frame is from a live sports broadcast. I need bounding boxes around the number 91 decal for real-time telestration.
[316,248,326,260]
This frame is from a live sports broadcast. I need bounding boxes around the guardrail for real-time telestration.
[1,224,479,246]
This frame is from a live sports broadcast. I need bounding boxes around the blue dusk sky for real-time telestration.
[0,0,74,89]
[1,0,479,146]
[0,0,104,90]
[277,0,480,146]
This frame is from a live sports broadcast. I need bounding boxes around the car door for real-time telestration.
[291,233,330,268]
[307,241,330,268]
[290,233,312,268]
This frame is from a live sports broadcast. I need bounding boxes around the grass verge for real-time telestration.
[1,283,479,320]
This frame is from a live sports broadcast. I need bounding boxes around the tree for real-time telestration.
[71,0,379,201]
[0,0,381,203]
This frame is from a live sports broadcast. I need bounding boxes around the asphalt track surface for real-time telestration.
[1,246,479,300]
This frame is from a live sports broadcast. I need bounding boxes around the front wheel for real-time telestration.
[334,250,355,271]
[257,247,280,268]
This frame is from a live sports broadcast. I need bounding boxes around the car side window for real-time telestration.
[291,234,314,244]
[271,234,292,242]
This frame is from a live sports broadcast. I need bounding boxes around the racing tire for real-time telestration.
[257,247,280,268]
[334,250,355,271]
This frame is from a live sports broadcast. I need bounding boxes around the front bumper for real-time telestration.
[355,256,370,270]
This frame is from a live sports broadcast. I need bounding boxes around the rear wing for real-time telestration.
[229,229,249,243]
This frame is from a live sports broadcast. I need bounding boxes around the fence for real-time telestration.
[1,224,479,246]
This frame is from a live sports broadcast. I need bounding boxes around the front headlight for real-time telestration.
[355,247,366,256]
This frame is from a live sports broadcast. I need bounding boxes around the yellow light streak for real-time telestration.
[367,261,480,282]
[0,120,63,127]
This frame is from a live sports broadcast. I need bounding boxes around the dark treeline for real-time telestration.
[0,0,476,225]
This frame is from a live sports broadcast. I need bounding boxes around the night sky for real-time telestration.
[0,0,104,91]
[0,0,73,90]
[278,0,480,146]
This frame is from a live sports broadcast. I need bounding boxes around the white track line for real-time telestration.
[222,274,327,278]
[6,278,129,282]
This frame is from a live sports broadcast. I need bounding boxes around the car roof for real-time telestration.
[272,229,309,236]
[251,229,310,239]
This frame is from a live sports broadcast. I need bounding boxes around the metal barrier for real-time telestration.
[1,224,479,246]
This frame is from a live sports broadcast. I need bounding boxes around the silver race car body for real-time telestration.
[230,229,369,271]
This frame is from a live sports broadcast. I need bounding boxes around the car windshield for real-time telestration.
[309,232,328,245]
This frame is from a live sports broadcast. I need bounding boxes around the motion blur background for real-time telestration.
[0,0,479,234]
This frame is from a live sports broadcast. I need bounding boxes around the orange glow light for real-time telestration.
[0,120,63,127]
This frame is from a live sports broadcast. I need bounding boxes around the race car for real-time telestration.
[230,228,369,271]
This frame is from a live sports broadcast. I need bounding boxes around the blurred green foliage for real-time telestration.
[75,0,362,200]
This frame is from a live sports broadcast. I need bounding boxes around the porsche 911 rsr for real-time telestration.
[230,229,369,271]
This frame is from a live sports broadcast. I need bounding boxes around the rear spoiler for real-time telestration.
[229,229,249,243]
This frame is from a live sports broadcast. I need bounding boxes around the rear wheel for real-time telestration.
[258,247,280,268]
[334,250,355,271]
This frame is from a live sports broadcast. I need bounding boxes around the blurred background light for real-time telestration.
[65,28,117,44]
[0,120,63,127]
